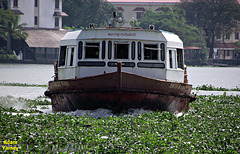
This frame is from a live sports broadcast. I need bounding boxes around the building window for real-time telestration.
[34,16,38,25]
[55,17,59,27]
[13,0,18,7]
[35,0,38,7]
[227,50,230,56]
[144,44,158,60]
[133,7,145,20]
[226,34,230,40]
[235,32,239,40]
[136,12,144,20]
[217,33,221,39]
[85,42,100,59]
[55,0,59,9]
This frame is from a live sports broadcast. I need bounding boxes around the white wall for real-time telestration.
[39,0,55,28]
[9,0,63,29]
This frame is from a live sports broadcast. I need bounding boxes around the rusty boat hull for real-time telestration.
[45,71,196,113]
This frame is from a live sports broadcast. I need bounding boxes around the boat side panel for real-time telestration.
[76,67,166,81]
[49,72,192,94]
[50,91,190,112]
[166,69,184,83]
[58,67,76,80]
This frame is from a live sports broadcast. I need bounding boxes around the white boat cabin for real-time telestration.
[58,28,185,83]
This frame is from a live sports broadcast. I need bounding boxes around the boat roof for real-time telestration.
[60,28,183,48]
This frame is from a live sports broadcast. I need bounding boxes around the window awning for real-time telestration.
[11,9,24,15]
[133,7,146,11]
[53,11,68,17]
[117,7,124,11]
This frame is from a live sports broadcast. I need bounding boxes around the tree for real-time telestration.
[0,9,28,52]
[179,0,240,58]
[139,6,201,47]
[63,0,118,28]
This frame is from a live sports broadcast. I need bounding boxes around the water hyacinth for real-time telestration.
[194,84,240,91]
[0,95,239,153]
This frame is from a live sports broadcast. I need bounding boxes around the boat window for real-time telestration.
[85,42,100,59]
[70,48,74,66]
[138,42,141,60]
[78,41,83,59]
[102,41,106,59]
[114,42,129,59]
[160,43,165,61]
[59,46,67,67]
[131,41,135,60]
[108,41,112,59]
[169,50,173,68]
[177,49,184,69]
[144,44,158,60]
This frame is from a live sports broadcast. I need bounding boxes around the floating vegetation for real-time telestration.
[194,84,240,91]
[0,95,239,153]
[0,82,48,88]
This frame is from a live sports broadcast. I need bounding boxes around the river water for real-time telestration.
[0,64,240,99]
[0,64,239,116]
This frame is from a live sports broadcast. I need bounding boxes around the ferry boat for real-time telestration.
[45,25,196,113]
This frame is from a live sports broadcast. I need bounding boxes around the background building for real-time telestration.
[214,28,240,60]
[107,0,180,26]
[8,0,68,63]
[8,0,67,29]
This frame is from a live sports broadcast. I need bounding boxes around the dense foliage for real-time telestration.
[0,82,48,88]
[195,84,240,91]
[63,0,119,28]
[179,0,240,58]
[0,95,239,153]
[139,6,201,47]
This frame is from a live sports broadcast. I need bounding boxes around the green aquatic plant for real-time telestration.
[0,95,239,153]
[194,84,240,91]
[0,82,48,88]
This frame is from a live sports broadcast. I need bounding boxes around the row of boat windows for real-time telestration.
[58,41,183,69]
[78,41,166,61]
[60,41,165,65]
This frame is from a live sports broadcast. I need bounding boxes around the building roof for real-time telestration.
[107,0,180,3]
[214,43,239,49]
[24,29,68,48]
[184,47,200,50]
